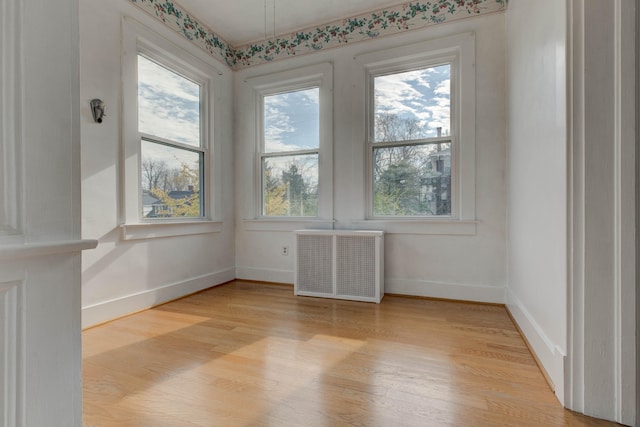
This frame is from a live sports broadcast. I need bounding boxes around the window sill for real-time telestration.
[351,219,477,235]
[120,220,223,241]
[242,218,335,232]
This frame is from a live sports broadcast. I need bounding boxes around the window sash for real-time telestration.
[141,137,206,219]
[371,136,453,149]
[137,53,203,148]
[260,151,320,218]
[262,87,320,154]
[139,132,206,154]
[371,140,452,218]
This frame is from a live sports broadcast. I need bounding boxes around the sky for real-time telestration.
[138,54,202,172]
[263,88,319,153]
[374,64,451,140]
[261,87,320,188]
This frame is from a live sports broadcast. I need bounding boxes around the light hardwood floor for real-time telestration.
[83,281,617,426]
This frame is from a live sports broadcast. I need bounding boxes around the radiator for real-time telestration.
[294,230,384,303]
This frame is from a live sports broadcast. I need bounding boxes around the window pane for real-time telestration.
[374,64,450,142]
[141,139,202,218]
[264,88,319,153]
[373,142,451,216]
[262,154,318,217]
[138,55,201,147]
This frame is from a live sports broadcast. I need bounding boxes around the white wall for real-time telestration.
[234,13,507,303]
[79,1,235,328]
[505,0,568,403]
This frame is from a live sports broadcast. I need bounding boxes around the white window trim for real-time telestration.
[244,62,334,229]
[353,33,476,235]
[121,17,224,240]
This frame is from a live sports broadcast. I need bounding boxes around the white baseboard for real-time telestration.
[233,270,506,304]
[506,289,566,404]
[82,267,235,328]
[235,266,294,284]
[385,278,506,303]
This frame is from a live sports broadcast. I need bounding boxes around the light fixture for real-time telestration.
[90,98,106,123]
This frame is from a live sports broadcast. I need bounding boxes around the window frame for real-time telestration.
[121,18,223,240]
[248,63,333,224]
[354,33,476,234]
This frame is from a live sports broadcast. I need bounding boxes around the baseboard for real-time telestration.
[235,266,294,284]
[234,271,506,304]
[82,267,235,328]
[385,278,506,304]
[506,289,566,404]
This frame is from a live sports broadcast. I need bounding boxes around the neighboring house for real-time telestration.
[423,146,451,215]
[143,189,197,218]
[142,191,160,217]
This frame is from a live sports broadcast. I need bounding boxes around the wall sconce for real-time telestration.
[90,99,106,123]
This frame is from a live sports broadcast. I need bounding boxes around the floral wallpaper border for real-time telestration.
[129,0,507,70]
[129,0,235,67]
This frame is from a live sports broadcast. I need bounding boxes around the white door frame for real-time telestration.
[566,0,637,424]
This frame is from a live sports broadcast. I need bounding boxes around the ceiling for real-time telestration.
[180,0,406,46]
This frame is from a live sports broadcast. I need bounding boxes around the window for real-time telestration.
[122,18,223,239]
[358,33,476,230]
[249,63,333,222]
[138,54,204,219]
[371,64,452,216]
[261,88,320,217]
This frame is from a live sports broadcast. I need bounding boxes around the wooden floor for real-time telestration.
[83,281,617,426]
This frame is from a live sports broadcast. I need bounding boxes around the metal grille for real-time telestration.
[296,234,333,294]
[336,235,376,298]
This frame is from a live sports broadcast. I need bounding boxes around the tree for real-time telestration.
[282,163,306,216]
[374,160,421,215]
[375,112,424,142]
[146,160,201,218]
[282,161,318,217]
[142,158,169,191]
[262,159,318,217]
[372,113,452,216]
[263,164,289,216]
[150,188,200,217]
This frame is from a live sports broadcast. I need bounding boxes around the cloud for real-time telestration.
[264,102,298,152]
[300,87,319,105]
[138,55,201,147]
[264,88,319,152]
[434,79,450,96]
[374,64,451,137]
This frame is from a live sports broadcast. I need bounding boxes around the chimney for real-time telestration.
[188,185,194,192]
[437,127,442,138]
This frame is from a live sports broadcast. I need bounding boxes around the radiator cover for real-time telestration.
[294,230,384,303]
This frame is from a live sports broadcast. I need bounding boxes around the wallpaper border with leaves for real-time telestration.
[129,0,507,69]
